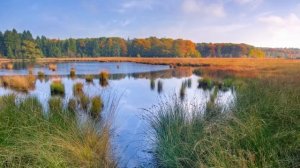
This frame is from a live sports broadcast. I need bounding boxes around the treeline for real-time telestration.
[261,48,300,59]
[2,29,297,59]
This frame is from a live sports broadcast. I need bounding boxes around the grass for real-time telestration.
[157,80,163,94]
[85,75,93,83]
[99,71,109,87]
[198,77,213,90]
[50,81,65,96]
[70,68,76,78]
[148,76,300,167]
[48,64,57,71]
[6,63,14,70]
[0,95,116,167]
[90,96,103,118]
[37,71,45,80]
[73,82,84,96]
[0,75,36,92]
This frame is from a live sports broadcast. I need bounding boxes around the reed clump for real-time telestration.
[148,77,300,167]
[1,75,36,92]
[99,71,109,87]
[85,75,93,83]
[38,71,45,79]
[90,96,103,118]
[198,77,213,89]
[50,81,65,96]
[70,68,76,78]
[48,64,57,71]
[0,95,116,167]
[73,82,84,96]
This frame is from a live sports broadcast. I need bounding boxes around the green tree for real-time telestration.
[21,40,43,60]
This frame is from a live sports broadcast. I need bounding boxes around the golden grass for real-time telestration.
[0,75,36,92]
[48,63,57,71]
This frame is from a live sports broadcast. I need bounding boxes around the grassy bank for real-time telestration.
[148,77,300,167]
[1,57,300,78]
[0,95,116,167]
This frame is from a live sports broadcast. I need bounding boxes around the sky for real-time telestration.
[0,0,300,48]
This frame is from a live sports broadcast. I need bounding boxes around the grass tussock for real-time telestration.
[50,81,65,96]
[48,64,57,71]
[73,82,84,96]
[90,96,104,118]
[0,95,116,167]
[1,75,36,92]
[37,71,45,80]
[85,75,94,83]
[70,68,76,78]
[99,71,109,87]
[149,77,300,167]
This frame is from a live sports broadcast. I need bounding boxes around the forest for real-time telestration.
[0,29,298,59]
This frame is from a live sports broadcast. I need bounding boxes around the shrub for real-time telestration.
[50,81,65,96]
[85,75,93,83]
[73,82,83,96]
[198,77,213,89]
[90,96,103,118]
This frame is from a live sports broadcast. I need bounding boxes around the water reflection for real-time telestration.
[0,62,235,168]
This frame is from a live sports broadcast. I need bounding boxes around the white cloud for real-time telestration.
[234,0,263,9]
[118,0,154,13]
[182,0,226,18]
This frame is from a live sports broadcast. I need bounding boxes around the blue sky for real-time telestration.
[0,0,299,48]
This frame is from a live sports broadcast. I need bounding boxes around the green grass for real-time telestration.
[50,81,65,96]
[198,77,213,90]
[0,95,116,167]
[149,78,300,167]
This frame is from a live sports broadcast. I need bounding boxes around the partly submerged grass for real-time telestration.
[148,77,300,167]
[0,75,36,92]
[0,95,116,167]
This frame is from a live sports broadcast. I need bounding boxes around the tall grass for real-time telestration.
[0,95,116,167]
[148,78,300,167]
[1,75,36,92]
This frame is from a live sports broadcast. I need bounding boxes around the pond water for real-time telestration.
[0,62,235,168]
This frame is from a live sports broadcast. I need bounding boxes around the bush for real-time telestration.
[85,75,93,83]
[50,81,65,96]
[90,96,103,118]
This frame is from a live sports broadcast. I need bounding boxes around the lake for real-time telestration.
[0,62,235,167]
